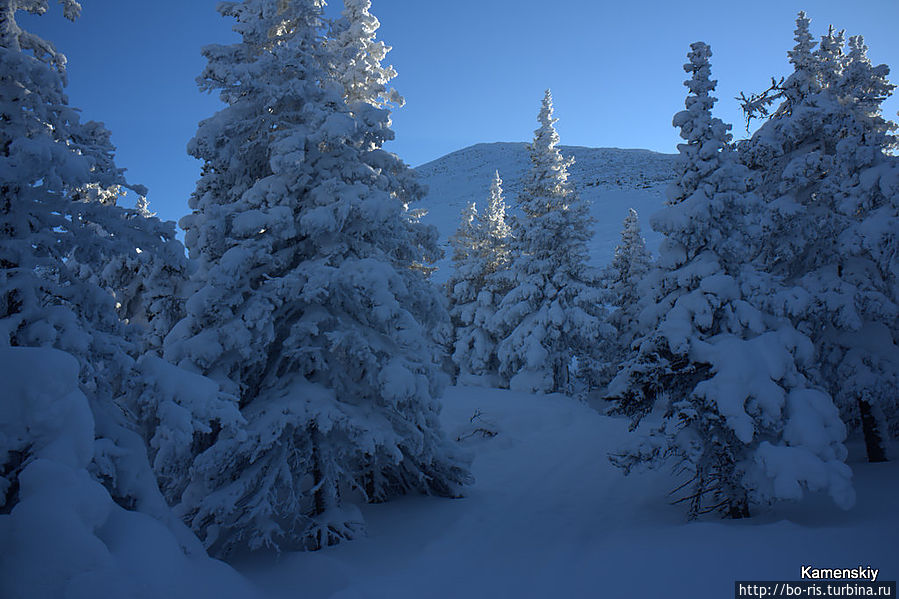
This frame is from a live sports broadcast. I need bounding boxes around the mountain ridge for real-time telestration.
[413,142,680,282]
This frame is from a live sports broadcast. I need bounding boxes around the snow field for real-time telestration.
[238,386,897,599]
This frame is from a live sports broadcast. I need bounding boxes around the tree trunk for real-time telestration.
[554,358,570,394]
[308,425,326,551]
[726,496,751,519]
[311,427,326,517]
[858,396,887,463]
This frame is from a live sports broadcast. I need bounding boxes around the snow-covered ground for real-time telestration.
[237,386,897,599]
[414,142,677,281]
[0,346,262,599]
[7,139,894,598]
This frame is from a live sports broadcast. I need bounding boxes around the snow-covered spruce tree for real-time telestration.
[481,170,513,273]
[836,36,899,450]
[327,0,402,109]
[492,90,606,394]
[326,0,439,296]
[447,201,486,378]
[826,35,899,459]
[163,0,470,556]
[609,42,854,519]
[70,191,207,511]
[814,25,846,91]
[61,185,199,501]
[740,14,899,463]
[738,11,819,123]
[67,185,191,356]
[0,0,189,520]
[607,208,652,335]
[110,196,191,356]
[477,170,515,377]
[447,171,513,383]
[596,208,652,387]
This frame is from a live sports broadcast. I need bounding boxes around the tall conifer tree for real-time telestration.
[162,0,469,555]
[592,208,652,388]
[0,0,196,526]
[741,13,899,463]
[494,91,605,394]
[611,43,854,519]
[448,171,513,382]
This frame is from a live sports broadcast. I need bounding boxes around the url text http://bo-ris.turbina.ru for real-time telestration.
[736,565,895,597]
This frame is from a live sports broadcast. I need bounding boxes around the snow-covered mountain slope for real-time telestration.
[239,386,897,599]
[413,142,678,282]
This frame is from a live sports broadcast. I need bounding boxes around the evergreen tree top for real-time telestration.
[524,89,575,207]
[214,0,322,49]
[450,201,480,264]
[200,0,326,85]
[534,89,561,154]
[619,208,643,244]
[668,42,732,205]
[610,208,651,280]
[842,35,896,116]
[683,42,717,104]
[329,0,403,108]
[788,11,816,71]
[510,90,594,287]
[483,170,511,242]
[816,24,846,89]
[0,0,144,198]
[784,11,821,102]
[675,42,728,141]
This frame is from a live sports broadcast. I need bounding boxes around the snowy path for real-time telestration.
[237,387,898,598]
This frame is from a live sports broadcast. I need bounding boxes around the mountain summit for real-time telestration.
[414,142,678,281]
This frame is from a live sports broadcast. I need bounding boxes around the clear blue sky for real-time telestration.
[20,0,899,228]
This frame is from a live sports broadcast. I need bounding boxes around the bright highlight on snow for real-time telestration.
[1,2,896,598]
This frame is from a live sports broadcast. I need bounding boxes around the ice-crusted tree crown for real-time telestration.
[787,11,816,74]
[483,170,511,243]
[667,41,732,205]
[328,0,403,108]
[523,89,576,212]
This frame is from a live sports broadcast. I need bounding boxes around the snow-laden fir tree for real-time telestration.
[0,1,130,401]
[327,0,402,109]
[609,42,854,519]
[0,0,205,563]
[606,208,651,336]
[826,35,899,458]
[814,25,846,91]
[478,171,515,354]
[740,13,899,463]
[595,208,652,387]
[834,36,899,450]
[62,185,197,499]
[492,90,606,394]
[481,170,513,274]
[447,171,513,383]
[447,201,485,377]
[326,0,435,282]
[739,11,819,124]
[161,0,470,556]
[789,11,819,100]
[66,185,191,356]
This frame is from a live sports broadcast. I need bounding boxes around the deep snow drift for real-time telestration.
[237,386,896,599]
[0,346,261,599]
